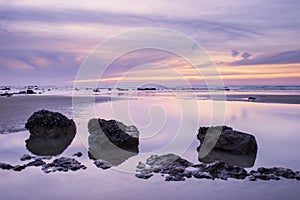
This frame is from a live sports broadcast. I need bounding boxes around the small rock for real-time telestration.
[20,154,33,161]
[42,157,85,173]
[13,165,26,171]
[94,159,112,170]
[72,152,83,157]
[135,173,153,179]
[26,89,36,94]
[0,162,14,170]
[248,96,256,101]
[26,158,46,167]
[192,171,213,179]
[165,175,185,181]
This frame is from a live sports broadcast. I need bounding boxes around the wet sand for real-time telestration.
[224,94,300,104]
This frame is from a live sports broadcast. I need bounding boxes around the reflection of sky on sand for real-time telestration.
[0,98,300,199]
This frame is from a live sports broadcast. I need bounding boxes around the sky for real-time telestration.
[0,0,300,86]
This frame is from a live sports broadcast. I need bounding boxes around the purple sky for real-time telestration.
[0,0,300,86]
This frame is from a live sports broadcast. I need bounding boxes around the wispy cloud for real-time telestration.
[229,50,300,66]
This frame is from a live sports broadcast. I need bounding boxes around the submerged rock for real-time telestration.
[26,89,36,94]
[93,159,112,170]
[0,162,14,170]
[25,110,76,138]
[249,167,298,181]
[72,152,83,157]
[42,157,86,173]
[13,165,26,171]
[197,126,258,155]
[88,118,139,166]
[135,154,299,182]
[20,154,33,161]
[26,158,46,167]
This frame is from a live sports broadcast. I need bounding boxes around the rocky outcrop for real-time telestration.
[25,110,76,138]
[88,118,139,151]
[88,118,139,166]
[42,157,86,173]
[197,126,258,155]
[1,154,86,173]
[135,154,300,182]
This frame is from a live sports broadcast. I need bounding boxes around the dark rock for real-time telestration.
[26,89,36,94]
[0,93,13,97]
[72,152,83,157]
[202,162,248,180]
[88,118,139,151]
[26,158,46,167]
[25,131,75,156]
[25,110,76,138]
[248,96,256,101]
[192,170,213,179]
[197,126,258,155]
[165,175,185,181]
[42,157,86,173]
[250,167,297,180]
[0,162,14,170]
[93,88,101,92]
[135,154,193,181]
[88,118,139,166]
[135,173,153,179]
[136,154,251,181]
[137,87,157,91]
[13,165,26,171]
[18,91,27,94]
[295,172,300,180]
[93,160,112,170]
[20,154,33,161]
[1,87,10,90]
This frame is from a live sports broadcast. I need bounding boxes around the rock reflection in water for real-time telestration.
[198,149,257,168]
[25,131,75,156]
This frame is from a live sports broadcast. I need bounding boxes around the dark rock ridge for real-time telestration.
[197,126,258,155]
[42,157,86,173]
[88,118,139,166]
[137,87,157,91]
[93,159,113,170]
[25,110,76,138]
[135,154,300,182]
[1,154,86,173]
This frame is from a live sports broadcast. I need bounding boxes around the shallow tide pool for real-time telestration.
[0,97,300,200]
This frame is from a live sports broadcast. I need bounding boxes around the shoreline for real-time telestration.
[223,94,300,104]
